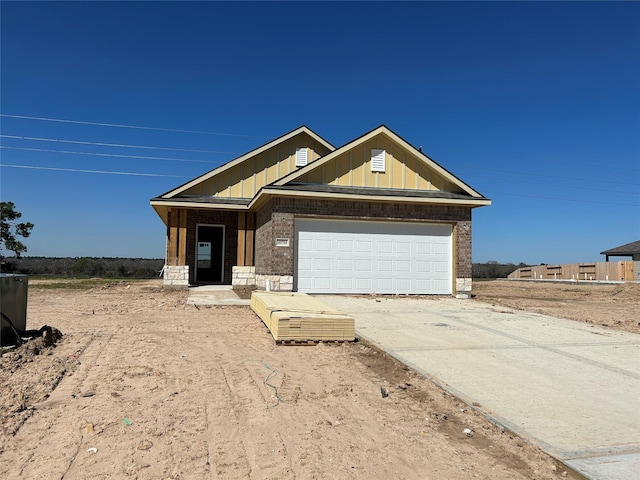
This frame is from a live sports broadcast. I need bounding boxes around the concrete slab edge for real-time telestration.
[355,332,591,480]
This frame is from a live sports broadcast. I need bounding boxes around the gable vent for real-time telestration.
[295,147,308,167]
[371,149,386,172]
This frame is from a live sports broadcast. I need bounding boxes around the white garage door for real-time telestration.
[295,219,452,294]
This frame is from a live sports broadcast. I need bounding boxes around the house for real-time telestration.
[600,240,640,262]
[601,240,640,281]
[150,125,491,297]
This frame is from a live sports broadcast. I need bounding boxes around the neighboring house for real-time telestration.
[600,240,640,262]
[150,125,491,296]
[601,240,640,281]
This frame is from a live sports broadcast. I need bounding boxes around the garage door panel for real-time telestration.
[299,238,313,251]
[314,259,332,271]
[416,261,431,273]
[355,259,373,272]
[434,243,449,255]
[355,278,373,291]
[396,242,411,254]
[416,242,431,254]
[313,277,332,290]
[315,239,332,251]
[434,261,449,273]
[376,259,392,272]
[434,279,450,293]
[356,241,372,253]
[377,278,393,291]
[396,260,411,273]
[377,241,393,254]
[298,258,312,271]
[296,219,452,294]
[337,259,353,271]
[337,240,353,252]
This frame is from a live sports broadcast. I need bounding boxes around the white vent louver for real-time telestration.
[371,149,386,172]
[295,147,308,167]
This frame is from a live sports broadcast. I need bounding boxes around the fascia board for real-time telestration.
[249,187,491,209]
[382,127,485,198]
[160,126,335,198]
[150,199,248,211]
[151,204,169,224]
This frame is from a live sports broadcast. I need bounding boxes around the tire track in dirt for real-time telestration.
[2,282,571,479]
[1,331,112,479]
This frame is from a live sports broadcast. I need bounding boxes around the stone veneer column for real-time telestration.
[163,265,189,287]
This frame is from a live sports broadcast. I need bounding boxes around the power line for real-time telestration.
[466,165,640,186]
[464,172,638,195]
[2,162,637,205]
[482,190,639,207]
[0,113,269,139]
[0,134,241,155]
[0,145,221,164]
[451,153,639,172]
[0,163,188,178]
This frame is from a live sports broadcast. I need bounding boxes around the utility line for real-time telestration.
[449,153,639,172]
[0,113,269,138]
[5,145,635,192]
[0,163,188,178]
[0,145,221,164]
[465,165,640,186]
[2,163,637,205]
[464,172,638,195]
[0,134,241,155]
[482,190,639,207]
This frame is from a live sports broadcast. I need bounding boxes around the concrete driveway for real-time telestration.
[319,295,640,480]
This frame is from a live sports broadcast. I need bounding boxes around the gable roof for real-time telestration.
[273,124,485,198]
[159,125,334,199]
[600,240,640,256]
[151,124,491,223]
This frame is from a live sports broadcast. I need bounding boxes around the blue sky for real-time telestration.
[1,1,638,264]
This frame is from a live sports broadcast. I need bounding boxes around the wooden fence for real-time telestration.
[508,260,635,282]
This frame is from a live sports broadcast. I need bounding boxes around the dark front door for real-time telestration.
[195,225,224,283]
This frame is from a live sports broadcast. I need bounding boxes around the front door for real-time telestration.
[195,225,224,283]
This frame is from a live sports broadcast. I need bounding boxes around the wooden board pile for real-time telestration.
[250,292,355,342]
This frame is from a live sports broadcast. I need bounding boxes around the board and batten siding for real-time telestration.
[299,133,458,192]
[180,133,333,198]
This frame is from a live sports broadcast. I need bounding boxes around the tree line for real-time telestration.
[2,257,526,280]
[1,256,165,278]
[472,261,528,279]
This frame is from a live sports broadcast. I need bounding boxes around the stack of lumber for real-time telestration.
[251,292,355,342]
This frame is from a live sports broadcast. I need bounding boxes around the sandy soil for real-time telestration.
[473,280,640,334]
[0,280,607,479]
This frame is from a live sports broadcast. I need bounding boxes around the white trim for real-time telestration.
[161,126,334,198]
[249,188,491,209]
[151,200,248,210]
[371,148,386,172]
[295,147,308,167]
[273,125,485,198]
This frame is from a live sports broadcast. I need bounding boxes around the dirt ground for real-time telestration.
[3,280,631,479]
[473,279,640,334]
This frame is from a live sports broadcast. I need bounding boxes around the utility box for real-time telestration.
[0,274,29,346]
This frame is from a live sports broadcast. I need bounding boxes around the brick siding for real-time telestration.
[254,197,472,279]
